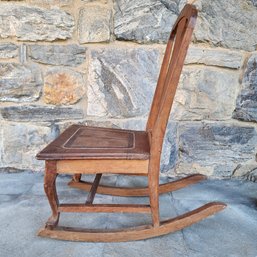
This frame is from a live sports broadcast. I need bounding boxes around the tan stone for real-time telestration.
[27,0,72,6]
[82,0,109,3]
[44,67,85,105]
[176,162,214,177]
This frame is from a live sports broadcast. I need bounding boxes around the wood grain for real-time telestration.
[68,174,207,197]
[44,161,59,229]
[56,159,149,174]
[36,4,227,242]
[58,204,151,213]
[36,126,150,160]
[38,202,226,242]
[85,174,102,204]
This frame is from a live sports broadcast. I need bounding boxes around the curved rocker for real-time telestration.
[68,174,207,197]
[38,202,226,242]
[36,5,227,243]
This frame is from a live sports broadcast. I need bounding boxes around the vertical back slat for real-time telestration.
[146,32,175,131]
[153,20,194,140]
[146,4,197,174]
[147,6,197,135]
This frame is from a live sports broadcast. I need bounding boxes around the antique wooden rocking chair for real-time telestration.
[36,4,226,242]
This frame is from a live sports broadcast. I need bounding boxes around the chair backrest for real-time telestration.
[146,4,197,160]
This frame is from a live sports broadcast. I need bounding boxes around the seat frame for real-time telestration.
[37,4,226,242]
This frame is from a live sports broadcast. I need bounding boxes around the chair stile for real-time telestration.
[36,4,226,242]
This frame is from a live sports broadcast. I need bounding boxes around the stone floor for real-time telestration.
[0,172,257,257]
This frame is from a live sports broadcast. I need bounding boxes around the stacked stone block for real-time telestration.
[0,0,257,182]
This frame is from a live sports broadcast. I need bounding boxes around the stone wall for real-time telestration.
[0,0,257,181]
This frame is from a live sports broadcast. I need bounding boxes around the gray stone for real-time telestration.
[252,0,257,7]
[232,163,257,181]
[161,122,178,173]
[1,123,59,171]
[233,54,257,122]
[0,63,42,102]
[87,47,160,118]
[78,6,112,43]
[28,44,86,67]
[231,162,257,178]
[0,167,33,173]
[0,3,74,41]
[171,67,239,121]
[58,120,119,132]
[19,44,27,64]
[185,46,243,69]
[0,105,84,122]
[0,124,3,168]
[244,168,257,182]
[114,0,187,43]
[0,43,18,59]
[177,123,257,177]
[194,0,257,51]
[111,118,146,131]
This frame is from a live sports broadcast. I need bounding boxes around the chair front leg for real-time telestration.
[44,161,59,229]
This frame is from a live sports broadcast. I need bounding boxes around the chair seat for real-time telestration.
[36,125,150,160]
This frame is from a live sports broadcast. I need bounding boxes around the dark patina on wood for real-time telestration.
[36,4,226,242]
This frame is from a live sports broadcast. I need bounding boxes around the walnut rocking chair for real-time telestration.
[36,4,226,242]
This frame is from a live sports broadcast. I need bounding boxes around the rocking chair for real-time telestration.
[36,4,226,242]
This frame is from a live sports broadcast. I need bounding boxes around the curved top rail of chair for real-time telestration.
[173,4,197,30]
[36,4,227,243]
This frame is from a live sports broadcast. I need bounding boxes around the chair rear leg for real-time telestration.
[73,174,82,182]
[148,172,160,227]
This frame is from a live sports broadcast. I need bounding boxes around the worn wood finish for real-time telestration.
[44,161,59,229]
[155,4,198,229]
[146,5,198,228]
[68,174,207,197]
[146,7,197,133]
[58,204,151,213]
[36,126,150,160]
[38,202,226,242]
[86,174,102,204]
[56,159,149,174]
[36,4,227,242]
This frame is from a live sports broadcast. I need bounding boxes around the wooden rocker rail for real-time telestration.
[68,174,207,197]
[38,202,226,242]
[36,5,227,243]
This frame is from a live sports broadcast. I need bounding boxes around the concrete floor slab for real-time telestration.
[0,172,256,257]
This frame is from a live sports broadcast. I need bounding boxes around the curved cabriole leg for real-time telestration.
[39,169,227,242]
[44,161,60,229]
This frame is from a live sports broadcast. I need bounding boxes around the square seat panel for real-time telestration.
[36,125,150,160]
